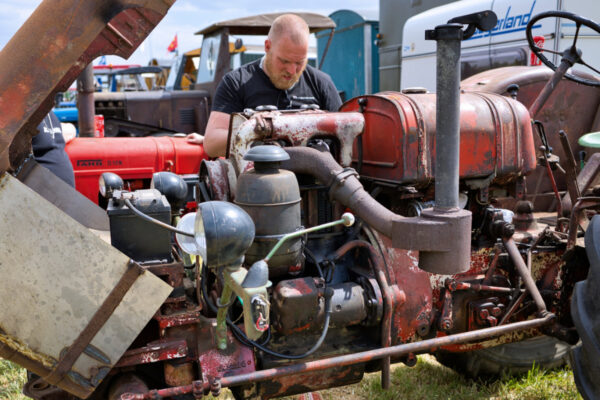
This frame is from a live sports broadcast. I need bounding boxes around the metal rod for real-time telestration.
[433,25,462,210]
[482,244,502,284]
[77,63,96,137]
[265,213,353,261]
[499,291,527,326]
[121,314,554,399]
[503,238,547,313]
[216,283,233,350]
[559,130,582,204]
[529,60,570,117]
[318,29,335,70]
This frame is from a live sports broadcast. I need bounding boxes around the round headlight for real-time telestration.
[99,172,123,199]
[151,171,188,210]
[176,201,255,267]
[175,212,205,258]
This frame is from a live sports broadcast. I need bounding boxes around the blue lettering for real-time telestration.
[466,0,539,40]
[503,7,511,29]
[506,16,515,29]
[514,15,522,27]
[522,0,536,26]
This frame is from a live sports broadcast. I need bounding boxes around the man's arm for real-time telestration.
[203,111,230,158]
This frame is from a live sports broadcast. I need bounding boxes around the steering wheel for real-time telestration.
[526,11,600,86]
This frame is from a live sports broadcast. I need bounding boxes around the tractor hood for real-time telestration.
[0,0,176,174]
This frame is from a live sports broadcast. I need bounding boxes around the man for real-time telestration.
[189,14,342,157]
[33,111,75,187]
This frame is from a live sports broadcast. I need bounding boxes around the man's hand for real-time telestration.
[186,132,204,145]
[61,123,76,143]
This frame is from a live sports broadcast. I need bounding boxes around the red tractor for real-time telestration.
[1,2,600,400]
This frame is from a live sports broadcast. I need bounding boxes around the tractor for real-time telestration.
[1,1,600,400]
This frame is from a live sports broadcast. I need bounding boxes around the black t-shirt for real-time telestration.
[212,59,342,114]
[32,112,75,187]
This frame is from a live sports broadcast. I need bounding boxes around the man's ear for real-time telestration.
[264,39,271,53]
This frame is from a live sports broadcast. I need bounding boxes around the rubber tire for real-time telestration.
[570,215,600,399]
[435,336,571,379]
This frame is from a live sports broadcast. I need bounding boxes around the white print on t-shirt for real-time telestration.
[42,115,61,140]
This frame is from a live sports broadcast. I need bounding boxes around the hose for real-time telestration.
[124,198,193,237]
[200,264,333,359]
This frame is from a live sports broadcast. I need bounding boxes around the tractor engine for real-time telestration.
[23,88,580,400]
[12,7,599,400]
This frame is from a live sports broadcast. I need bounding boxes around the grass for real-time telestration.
[0,355,582,399]
[0,360,27,400]
[355,355,582,400]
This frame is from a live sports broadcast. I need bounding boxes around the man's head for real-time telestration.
[264,14,309,90]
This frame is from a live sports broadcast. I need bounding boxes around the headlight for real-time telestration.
[175,212,205,259]
[176,201,255,268]
[99,172,123,199]
[151,171,188,210]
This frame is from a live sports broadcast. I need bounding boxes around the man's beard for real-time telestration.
[264,53,306,90]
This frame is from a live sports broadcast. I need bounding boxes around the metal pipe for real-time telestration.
[503,238,547,313]
[281,146,472,274]
[77,63,96,137]
[432,24,463,210]
[120,314,554,399]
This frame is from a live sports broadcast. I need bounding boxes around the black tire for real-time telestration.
[570,215,600,399]
[435,336,570,379]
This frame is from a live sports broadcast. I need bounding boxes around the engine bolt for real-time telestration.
[210,379,222,397]
[441,319,452,331]
[192,381,203,399]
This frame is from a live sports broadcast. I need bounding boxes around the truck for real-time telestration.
[2,1,600,400]
[401,0,600,90]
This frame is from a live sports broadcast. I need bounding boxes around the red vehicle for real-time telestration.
[65,136,206,204]
[2,2,600,400]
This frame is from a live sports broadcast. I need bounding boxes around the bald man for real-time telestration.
[196,14,342,157]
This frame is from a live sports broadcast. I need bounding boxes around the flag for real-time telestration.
[167,34,178,53]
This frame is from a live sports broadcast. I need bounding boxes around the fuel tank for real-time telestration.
[341,91,536,186]
[66,136,206,203]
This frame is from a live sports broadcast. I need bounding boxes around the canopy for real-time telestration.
[196,12,336,36]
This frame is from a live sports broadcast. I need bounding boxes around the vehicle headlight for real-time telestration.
[99,172,123,199]
[176,201,255,268]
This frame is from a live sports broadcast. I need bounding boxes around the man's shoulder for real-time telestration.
[224,59,262,82]
[302,64,334,83]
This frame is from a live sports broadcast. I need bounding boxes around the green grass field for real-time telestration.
[1,354,582,400]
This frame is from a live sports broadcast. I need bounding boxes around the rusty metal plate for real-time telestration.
[0,173,172,398]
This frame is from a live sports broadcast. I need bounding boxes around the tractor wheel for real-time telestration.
[435,336,570,379]
[570,215,600,400]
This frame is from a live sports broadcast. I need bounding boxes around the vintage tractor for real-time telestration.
[1,1,600,400]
